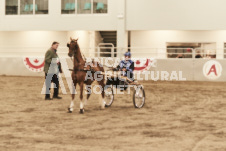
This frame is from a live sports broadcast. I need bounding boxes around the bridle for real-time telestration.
[67,41,78,62]
[67,41,86,65]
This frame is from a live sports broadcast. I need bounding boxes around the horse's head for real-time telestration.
[67,37,79,57]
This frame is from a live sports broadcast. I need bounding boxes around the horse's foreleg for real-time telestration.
[79,83,84,114]
[68,82,76,113]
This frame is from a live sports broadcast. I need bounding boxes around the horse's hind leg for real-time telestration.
[84,85,91,106]
[97,80,105,109]
[68,82,76,113]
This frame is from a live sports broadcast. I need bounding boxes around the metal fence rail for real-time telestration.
[0,47,225,59]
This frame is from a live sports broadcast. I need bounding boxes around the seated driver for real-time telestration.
[117,51,134,80]
[106,52,134,91]
[117,52,134,91]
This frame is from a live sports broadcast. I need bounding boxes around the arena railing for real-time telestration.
[0,47,225,59]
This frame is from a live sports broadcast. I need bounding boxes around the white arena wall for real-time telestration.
[0,56,226,82]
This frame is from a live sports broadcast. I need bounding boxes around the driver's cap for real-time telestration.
[124,52,131,57]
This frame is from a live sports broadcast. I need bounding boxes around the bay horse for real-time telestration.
[67,38,105,114]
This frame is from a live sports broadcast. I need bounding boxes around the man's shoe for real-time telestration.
[45,97,52,100]
[53,96,62,99]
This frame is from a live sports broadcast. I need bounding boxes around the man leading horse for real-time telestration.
[44,41,62,100]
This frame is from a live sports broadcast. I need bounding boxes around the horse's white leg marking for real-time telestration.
[69,100,74,112]
[102,99,105,109]
[69,82,76,112]
[80,99,84,110]
[99,98,105,109]
[79,98,85,114]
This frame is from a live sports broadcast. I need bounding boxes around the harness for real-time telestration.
[69,67,96,73]
[69,56,96,73]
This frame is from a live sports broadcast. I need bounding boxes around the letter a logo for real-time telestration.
[207,64,217,76]
[203,60,222,80]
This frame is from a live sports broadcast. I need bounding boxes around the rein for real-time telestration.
[68,68,96,73]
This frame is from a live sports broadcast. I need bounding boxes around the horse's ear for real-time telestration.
[70,37,73,41]
[67,43,70,48]
[76,38,79,41]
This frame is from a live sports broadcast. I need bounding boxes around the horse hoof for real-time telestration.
[68,108,73,113]
[100,106,105,110]
[79,109,84,114]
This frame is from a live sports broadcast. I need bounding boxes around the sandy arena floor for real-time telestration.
[1,76,226,151]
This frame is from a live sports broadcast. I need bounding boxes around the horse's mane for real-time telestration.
[71,39,86,64]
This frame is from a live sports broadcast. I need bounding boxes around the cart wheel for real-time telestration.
[133,86,145,108]
[104,85,114,107]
